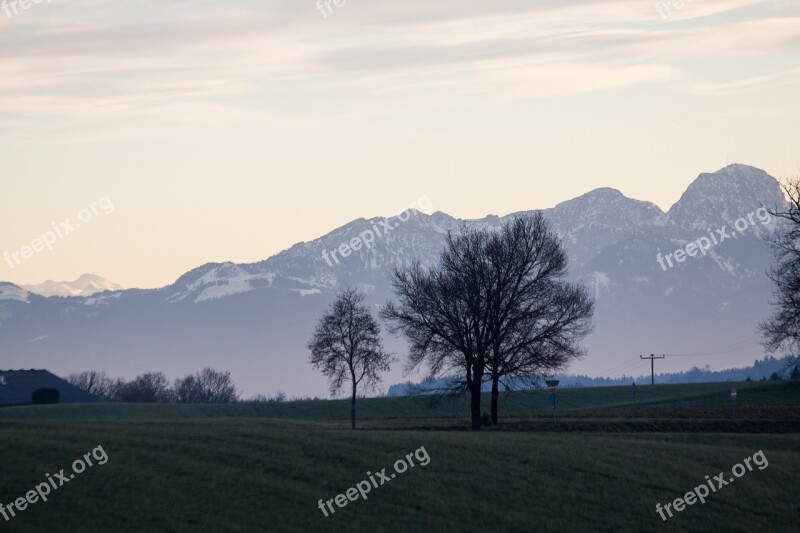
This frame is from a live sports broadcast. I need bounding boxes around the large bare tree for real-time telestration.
[308,288,394,430]
[383,215,593,430]
[482,216,594,424]
[383,227,493,431]
[760,176,800,371]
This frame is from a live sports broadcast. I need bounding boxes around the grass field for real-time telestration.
[1,380,797,423]
[1,381,798,532]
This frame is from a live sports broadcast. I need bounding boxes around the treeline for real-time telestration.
[67,369,320,403]
[67,369,239,403]
[661,356,799,384]
[387,356,800,395]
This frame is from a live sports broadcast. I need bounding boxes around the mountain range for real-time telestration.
[0,164,789,397]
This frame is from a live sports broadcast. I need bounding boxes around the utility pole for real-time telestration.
[640,354,665,385]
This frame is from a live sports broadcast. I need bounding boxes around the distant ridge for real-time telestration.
[21,274,123,297]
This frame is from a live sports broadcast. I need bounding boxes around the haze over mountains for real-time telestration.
[0,164,788,397]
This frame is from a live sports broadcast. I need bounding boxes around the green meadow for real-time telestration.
[1,381,798,532]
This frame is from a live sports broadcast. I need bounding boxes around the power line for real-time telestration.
[592,337,760,376]
[614,360,650,376]
[594,357,645,377]
[666,338,760,357]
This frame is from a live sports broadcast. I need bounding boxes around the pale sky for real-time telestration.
[1,0,799,289]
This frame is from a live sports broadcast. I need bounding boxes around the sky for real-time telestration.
[1,0,799,289]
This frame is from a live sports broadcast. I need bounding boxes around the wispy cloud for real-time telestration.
[0,0,798,136]
[686,67,800,94]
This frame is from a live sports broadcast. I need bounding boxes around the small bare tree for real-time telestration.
[308,288,394,429]
[115,372,173,403]
[174,368,239,403]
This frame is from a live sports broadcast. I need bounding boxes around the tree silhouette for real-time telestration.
[308,288,393,429]
[760,176,800,375]
[383,215,593,429]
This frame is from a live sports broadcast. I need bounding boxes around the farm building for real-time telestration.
[0,369,99,406]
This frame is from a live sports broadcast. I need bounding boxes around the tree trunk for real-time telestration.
[491,375,499,425]
[351,380,356,430]
[469,376,483,431]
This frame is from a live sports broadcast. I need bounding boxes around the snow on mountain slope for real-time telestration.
[165,262,276,304]
[0,283,30,303]
[533,187,665,269]
[246,209,459,298]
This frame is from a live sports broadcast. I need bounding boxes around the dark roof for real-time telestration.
[0,369,100,406]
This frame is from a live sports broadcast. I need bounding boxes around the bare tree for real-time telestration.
[482,216,594,424]
[308,288,394,429]
[106,378,128,402]
[383,216,593,430]
[174,368,239,403]
[382,227,494,431]
[760,176,800,372]
[115,372,173,403]
[67,371,114,400]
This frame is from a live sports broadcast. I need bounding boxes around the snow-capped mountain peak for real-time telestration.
[21,274,123,298]
[666,164,786,232]
[0,283,31,303]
